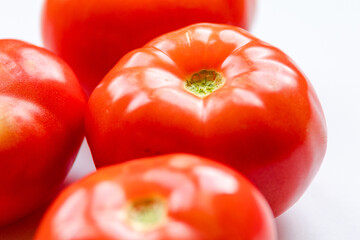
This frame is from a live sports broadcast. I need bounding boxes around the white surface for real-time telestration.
[251,1,360,239]
[1,0,360,239]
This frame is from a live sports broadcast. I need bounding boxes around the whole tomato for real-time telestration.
[0,39,85,226]
[35,154,277,240]
[42,0,256,96]
[86,23,327,217]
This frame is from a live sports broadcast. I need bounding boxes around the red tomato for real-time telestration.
[0,205,48,240]
[35,154,277,240]
[0,39,85,226]
[86,23,327,217]
[42,0,256,96]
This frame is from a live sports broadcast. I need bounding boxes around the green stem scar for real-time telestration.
[185,69,225,97]
[126,195,167,231]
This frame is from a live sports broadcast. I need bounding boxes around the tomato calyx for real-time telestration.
[185,69,225,97]
[125,195,167,232]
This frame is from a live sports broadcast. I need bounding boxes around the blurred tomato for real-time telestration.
[42,0,256,95]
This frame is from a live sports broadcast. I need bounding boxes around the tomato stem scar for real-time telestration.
[126,195,167,232]
[185,69,225,97]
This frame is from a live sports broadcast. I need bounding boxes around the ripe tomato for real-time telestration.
[42,0,256,96]
[35,154,276,240]
[86,23,327,217]
[0,39,85,226]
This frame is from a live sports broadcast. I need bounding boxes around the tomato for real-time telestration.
[35,154,276,240]
[0,205,48,240]
[86,23,327,217]
[0,39,85,226]
[42,0,256,96]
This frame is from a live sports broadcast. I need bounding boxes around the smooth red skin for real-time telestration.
[35,154,276,240]
[86,23,327,217]
[42,0,256,96]
[0,40,86,226]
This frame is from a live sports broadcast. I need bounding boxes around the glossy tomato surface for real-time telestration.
[86,23,327,217]
[35,154,276,240]
[0,39,86,226]
[42,0,256,96]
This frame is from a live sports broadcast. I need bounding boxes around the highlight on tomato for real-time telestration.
[42,0,256,95]
[0,39,86,226]
[86,23,327,217]
[35,154,277,240]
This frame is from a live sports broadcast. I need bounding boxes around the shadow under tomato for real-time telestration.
[275,210,310,240]
[0,204,49,240]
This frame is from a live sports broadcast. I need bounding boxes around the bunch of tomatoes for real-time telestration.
[0,0,327,239]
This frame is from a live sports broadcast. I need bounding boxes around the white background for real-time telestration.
[0,0,359,239]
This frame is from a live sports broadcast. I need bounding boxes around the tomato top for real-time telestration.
[35,154,276,240]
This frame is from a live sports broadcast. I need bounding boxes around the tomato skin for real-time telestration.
[35,154,276,240]
[42,0,256,96]
[86,23,327,217]
[0,39,86,226]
